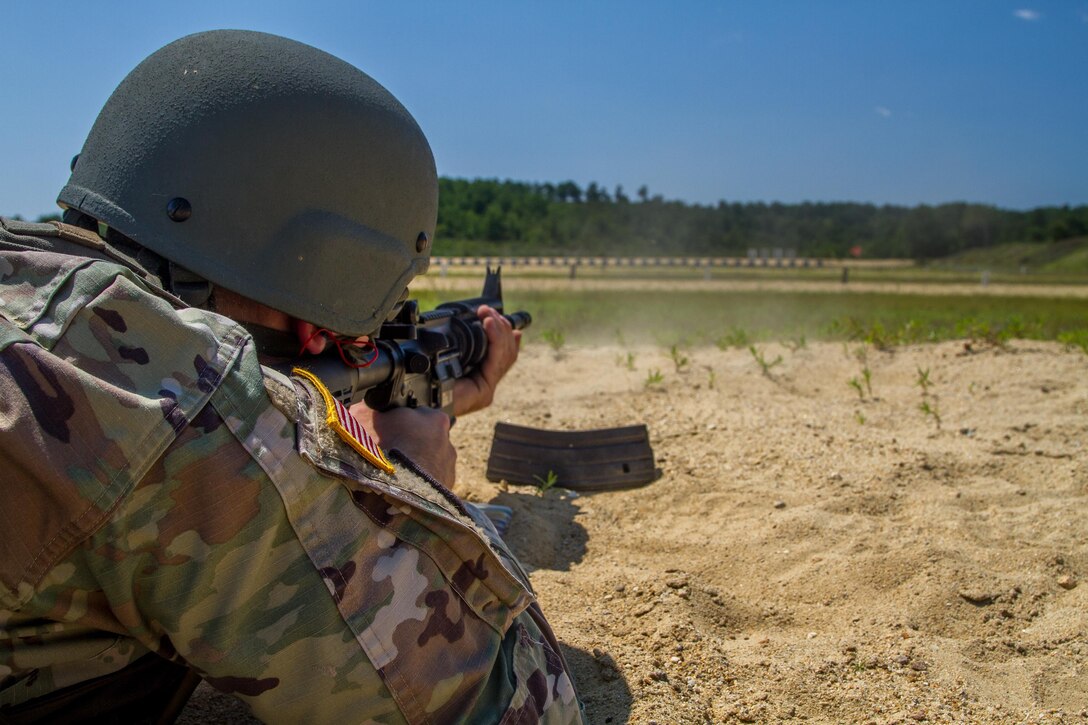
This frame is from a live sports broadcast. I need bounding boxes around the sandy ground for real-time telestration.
[453,338,1088,724]
[182,337,1087,724]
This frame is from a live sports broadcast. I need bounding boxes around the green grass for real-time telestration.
[472,289,1088,349]
[934,237,1088,276]
[413,278,1088,351]
[1042,244,1088,274]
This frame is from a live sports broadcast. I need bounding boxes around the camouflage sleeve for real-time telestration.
[0,241,582,722]
[18,348,583,723]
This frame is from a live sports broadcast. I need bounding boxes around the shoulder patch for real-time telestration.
[291,367,395,474]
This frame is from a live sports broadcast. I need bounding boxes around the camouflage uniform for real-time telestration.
[0,218,584,724]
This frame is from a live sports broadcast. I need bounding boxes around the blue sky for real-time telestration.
[3,1,1086,219]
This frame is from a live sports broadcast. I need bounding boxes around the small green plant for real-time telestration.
[916,363,941,429]
[916,366,933,394]
[707,368,717,389]
[624,351,636,370]
[854,410,866,425]
[863,321,894,350]
[919,398,942,430]
[900,319,927,344]
[541,328,565,356]
[717,326,750,350]
[785,334,807,352]
[1058,329,1088,355]
[669,344,690,372]
[533,470,560,496]
[846,348,873,400]
[957,318,1013,349]
[645,368,664,386]
[749,345,783,377]
[848,376,865,400]
[832,318,898,350]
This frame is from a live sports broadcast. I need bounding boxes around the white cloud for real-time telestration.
[1013,8,1041,21]
[875,106,892,118]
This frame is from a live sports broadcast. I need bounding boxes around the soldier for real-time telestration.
[0,30,585,723]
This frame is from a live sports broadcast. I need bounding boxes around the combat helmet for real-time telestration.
[59,29,437,336]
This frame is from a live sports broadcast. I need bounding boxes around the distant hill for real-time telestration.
[933,236,1088,274]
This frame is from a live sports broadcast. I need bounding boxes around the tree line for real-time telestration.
[435,178,1088,259]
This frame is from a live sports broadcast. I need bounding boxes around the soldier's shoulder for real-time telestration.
[0,216,60,236]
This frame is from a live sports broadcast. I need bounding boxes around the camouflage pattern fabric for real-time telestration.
[0,218,585,723]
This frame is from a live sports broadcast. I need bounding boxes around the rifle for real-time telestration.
[276,267,530,415]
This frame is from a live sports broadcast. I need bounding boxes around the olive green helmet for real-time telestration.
[59,29,436,336]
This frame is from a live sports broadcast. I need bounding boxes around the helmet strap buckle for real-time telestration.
[167,261,215,309]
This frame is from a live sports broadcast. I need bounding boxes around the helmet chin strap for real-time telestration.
[63,209,218,310]
[62,209,305,358]
[240,323,305,359]
[165,261,215,309]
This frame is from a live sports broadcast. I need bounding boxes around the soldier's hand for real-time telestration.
[453,304,522,417]
[349,403,456,486]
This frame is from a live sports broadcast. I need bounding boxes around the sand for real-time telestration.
[182,337,1087,723]
[452,338,1088,724]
